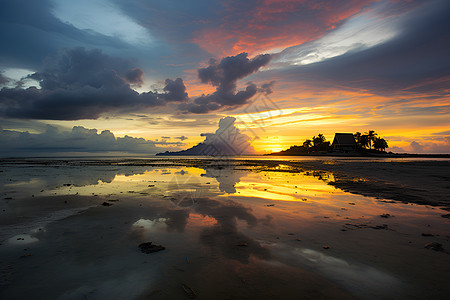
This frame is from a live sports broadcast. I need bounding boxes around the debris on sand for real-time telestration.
[348,202,356,205]
[380,213,393,218]
[424,242,444,252]
[181,283,196,298]
[265,204,275,207]
[421,233,434,237]
[139,242,165,254]
[343,223,389,230]
[101,202,112,207]
[322,246,330,249]
[236,243,248,247]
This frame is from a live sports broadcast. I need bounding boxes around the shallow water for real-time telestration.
[0,162,449,299]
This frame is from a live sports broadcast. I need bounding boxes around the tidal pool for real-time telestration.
[0,162,449,299]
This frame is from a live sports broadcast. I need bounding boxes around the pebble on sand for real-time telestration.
[139,242,165,254]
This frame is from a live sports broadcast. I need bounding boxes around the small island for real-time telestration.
[269,130,389,156]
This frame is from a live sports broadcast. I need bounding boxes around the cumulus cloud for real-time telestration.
[0,48,188,120]
[390,137,450,154]
[199,116,257,155]
[410,141,424,153]
[182,52,272,113]
[159,116,256,155]
[408,138,450,154]
[0,125,183,156]
[201,116,255,153]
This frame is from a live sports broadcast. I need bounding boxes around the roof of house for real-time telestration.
[332,133,356,146]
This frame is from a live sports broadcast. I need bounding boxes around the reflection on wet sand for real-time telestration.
[0,161,449,299]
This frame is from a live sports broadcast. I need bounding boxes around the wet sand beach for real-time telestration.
[0,157,449,299]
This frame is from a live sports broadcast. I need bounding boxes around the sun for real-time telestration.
[266,147,284,153]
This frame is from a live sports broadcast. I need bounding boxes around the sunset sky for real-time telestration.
[0,0,449,155]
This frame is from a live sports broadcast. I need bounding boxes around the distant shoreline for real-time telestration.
[265,152,450,158]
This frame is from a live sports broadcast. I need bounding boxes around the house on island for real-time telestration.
[332,133,357,152]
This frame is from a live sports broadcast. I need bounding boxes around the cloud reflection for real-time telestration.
[293,248,403,298]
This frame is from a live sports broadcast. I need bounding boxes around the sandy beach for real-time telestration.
[0,157,449,299]
[294,159,450,208]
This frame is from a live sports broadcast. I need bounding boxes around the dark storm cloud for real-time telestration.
[0,124,181,155]
[0,0,131,69]
[270,0,450,96]
[183,52,272,113]
[161,78,188,102]
[124,68,144,87]
[197,53,271,87]
[0,48,188,120]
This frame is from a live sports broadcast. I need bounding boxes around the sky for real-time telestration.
[0,0,449,155]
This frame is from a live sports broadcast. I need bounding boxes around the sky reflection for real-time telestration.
[0,163,449,299]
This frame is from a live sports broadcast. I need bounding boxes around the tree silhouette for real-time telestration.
[312,134,326,147]
[311,134,329,151]
[360,134,370,149]
[354,132,362,149]
[365,130,378,149]
[303,139,312,153]
[373,137,388,152]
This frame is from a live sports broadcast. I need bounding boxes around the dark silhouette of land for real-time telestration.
[270,130,391,156]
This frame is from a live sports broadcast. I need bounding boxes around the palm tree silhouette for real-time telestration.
[354,132,362,149]
[365,130,378,149]
[303,139,312,153]
[360,135,370,149]
[312,134,325,147]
